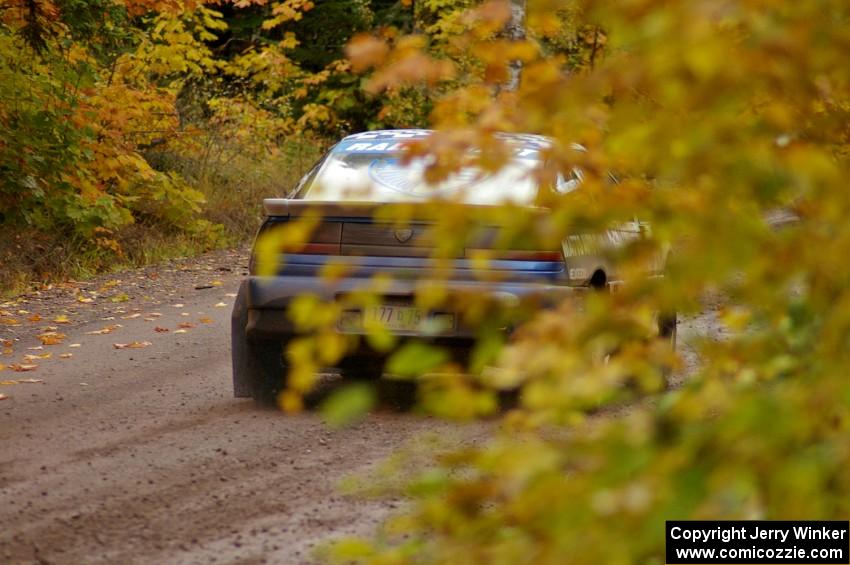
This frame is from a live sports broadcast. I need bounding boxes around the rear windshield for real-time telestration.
[295,133,568,205]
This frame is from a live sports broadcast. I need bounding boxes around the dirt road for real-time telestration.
[0,250,490,564]
[1,249,708,564]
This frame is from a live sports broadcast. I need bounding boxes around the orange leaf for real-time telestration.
[38,332,66,345]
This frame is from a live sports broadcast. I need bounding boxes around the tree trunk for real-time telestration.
[505,0,526,92]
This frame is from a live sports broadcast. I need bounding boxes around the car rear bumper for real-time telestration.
[243,275,581,340]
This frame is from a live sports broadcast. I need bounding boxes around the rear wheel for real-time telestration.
[658,312,677,388]
[231,282,288,405]
[246,338,287,405]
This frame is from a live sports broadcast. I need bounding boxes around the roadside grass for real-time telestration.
[0,139,321,297]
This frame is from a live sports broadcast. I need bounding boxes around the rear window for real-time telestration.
[295,132,560,205]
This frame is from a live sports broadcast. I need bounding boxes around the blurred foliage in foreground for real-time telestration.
[282,0,850,563]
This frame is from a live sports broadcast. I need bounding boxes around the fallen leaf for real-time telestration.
[214,302,227,308]
[199,317,214,324]
[1,339,12,347]
[180,312,190,317]
[0,393,8,400]
[1,380,17,385]
[110,293,130,303]
[86,325,119,335]
[101,316,116,321]
[77,296,94,303]
[211,280,223,287]
[178,322,196,329]
[174,329,188,334]
[11,364,38,372]
[147,312,162,318]
[28,314,42,322]
[173,304,185,308]
[38,332,66,345]
[113,341,152,349]
[27,346,44,351]
[154,326,169,333]
[2,348,12,356]
[0,317,21,326]
[53,315,71,324]
[79,382,88,386]
[17,309,29,315]
[121,313,141,319]
[24,353,51,361]
[17,378,43,384]
[60,353,73,359]
[225,293,237,297]
[69,343,82,348]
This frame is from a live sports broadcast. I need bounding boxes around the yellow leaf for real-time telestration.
[113,341,152,349]
[86,326,119,335]
[23,353,51,361]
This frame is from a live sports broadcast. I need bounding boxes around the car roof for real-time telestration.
[334,129,557,157]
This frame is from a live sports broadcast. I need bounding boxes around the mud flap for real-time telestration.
[231,281,253,397]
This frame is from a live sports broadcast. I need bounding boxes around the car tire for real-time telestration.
[231,282,287,405]
[658,311,677,388]
[658,311,677,349]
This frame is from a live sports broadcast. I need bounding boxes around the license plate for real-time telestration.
[338,305,455,335]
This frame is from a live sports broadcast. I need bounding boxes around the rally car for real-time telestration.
[231,129,676,402]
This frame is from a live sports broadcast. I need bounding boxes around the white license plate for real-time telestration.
[338,305,455,335]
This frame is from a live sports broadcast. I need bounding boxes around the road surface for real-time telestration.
[0,249,490,564]
[1,248,710,564]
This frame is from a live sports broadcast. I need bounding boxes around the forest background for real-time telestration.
[0,0,596,292]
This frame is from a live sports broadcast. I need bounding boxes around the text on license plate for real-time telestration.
[338,305,455,334]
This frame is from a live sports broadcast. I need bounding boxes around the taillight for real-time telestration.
[465,249,564,262]
[282,222,342,255]
[297,242,340,255]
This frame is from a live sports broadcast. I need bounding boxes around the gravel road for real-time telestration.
[0,249,491,564]
[0,248,708,564]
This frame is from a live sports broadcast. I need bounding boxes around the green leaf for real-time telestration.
[319,383,375,427]
[386,342,449,377]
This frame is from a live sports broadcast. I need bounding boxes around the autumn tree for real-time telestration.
[294,0,850,562]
